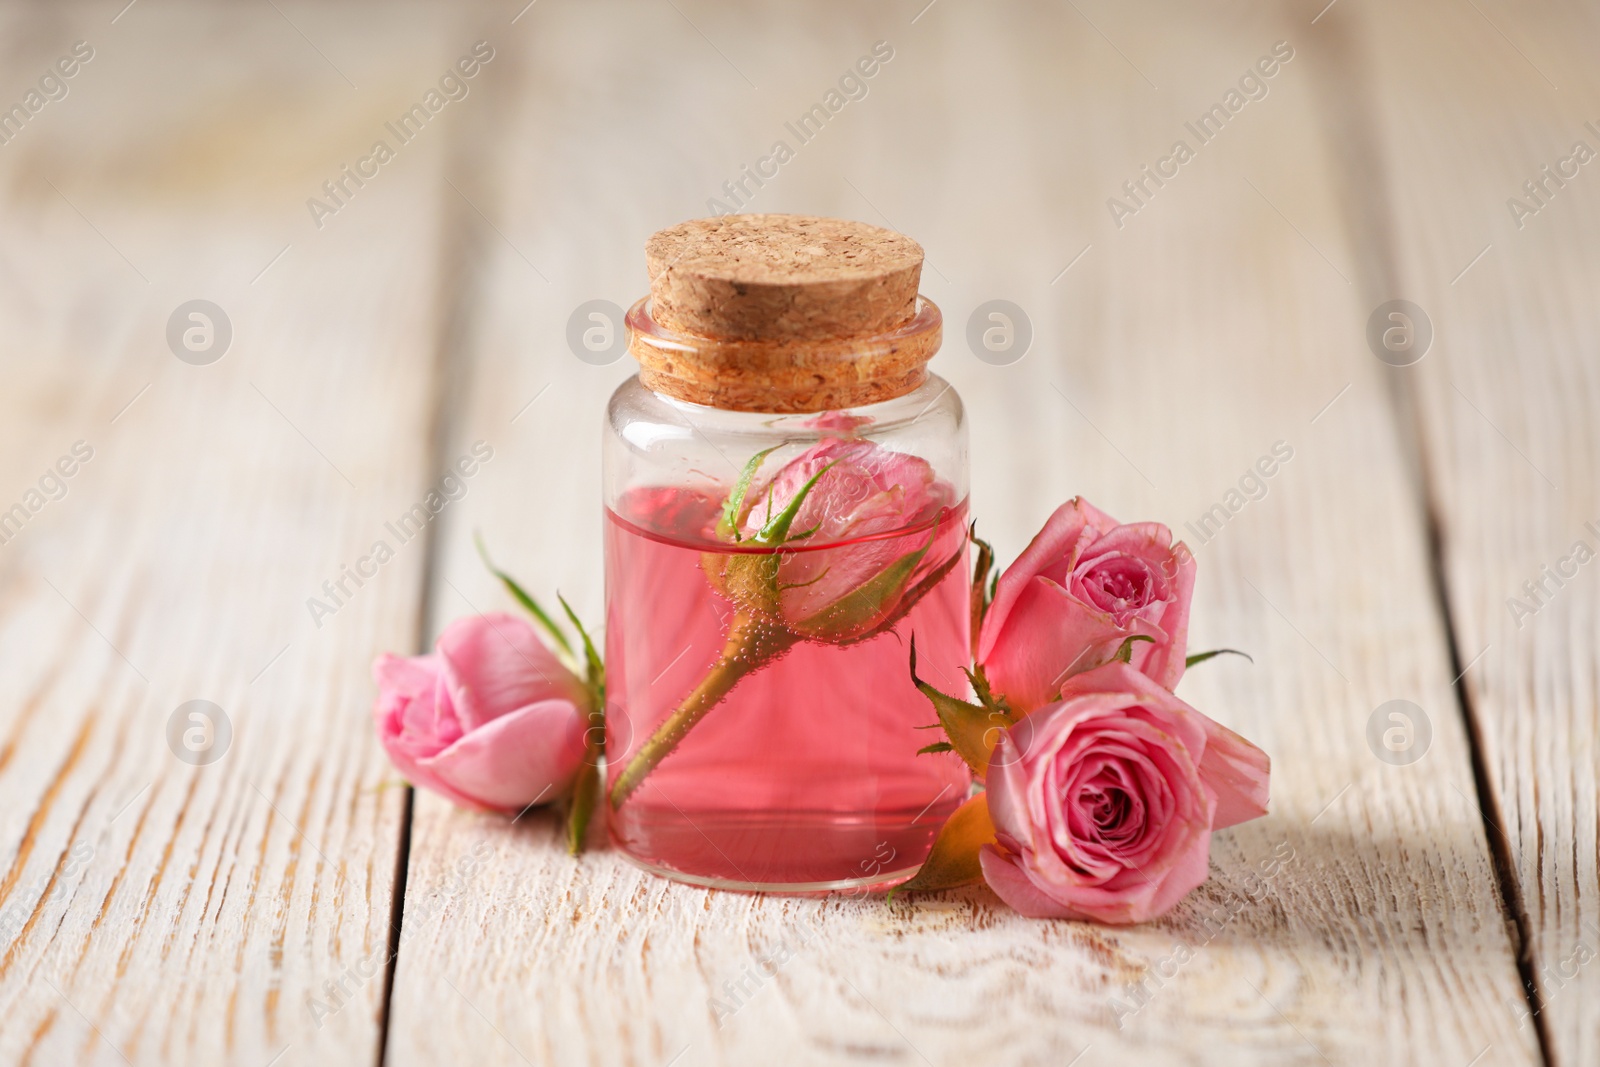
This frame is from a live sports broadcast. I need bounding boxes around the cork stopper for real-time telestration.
[646,215,923,340]
[632,215,940,412]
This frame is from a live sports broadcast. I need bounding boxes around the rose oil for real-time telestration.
[604,486,971,890]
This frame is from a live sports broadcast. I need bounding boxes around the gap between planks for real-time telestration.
[375,47,514,1067]
[1303,11,1551,1064]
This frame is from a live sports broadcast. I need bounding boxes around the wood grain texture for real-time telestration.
[386,2,1539,1064]
[0,3,466,1063]
[1341,1,1600,1062]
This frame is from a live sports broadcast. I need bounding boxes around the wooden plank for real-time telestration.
[387,2,1537,1064]
[0,3,465,1063]
[1340,1,1600,1062]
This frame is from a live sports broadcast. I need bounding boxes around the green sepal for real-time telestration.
[717,444,781,542]
[754,460,839,545]
[793,515,938,640]
[888,792,995,899]
[917,741,955,756]
[1112,634,1157,664]
[776,567,831,593]
[833,533,967,648]
[962,663,1012,719]
[969,524,995,657]
[1185,648,1254,668]
[474,532,578,669]
[909,637,1012,778]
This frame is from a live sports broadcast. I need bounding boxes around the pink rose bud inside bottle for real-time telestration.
[603,214,971,890]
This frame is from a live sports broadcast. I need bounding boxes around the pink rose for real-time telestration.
[977,497,1193,712]
[979,662,1270,924]
[737,437,957,636]
[371,612,590,813]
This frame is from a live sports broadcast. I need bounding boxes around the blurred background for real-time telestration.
[1,1,1597,1065]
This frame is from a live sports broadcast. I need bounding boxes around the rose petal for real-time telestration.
[1072,553,1166,620]
[417,698,588,812]
[436,612,586,732]
[978,498,1101,665]
[371,653,458,762]
[1135,542,1194,689]
[1044,821,1212,924]
[979,577,1133,710]
[373,651,439,699]
[1198,717,1272,828]
[980,845,1081,919]
[984,729,1033,842]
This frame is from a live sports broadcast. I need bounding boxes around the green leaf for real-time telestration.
[1185,647,1254,668]
[565,759,600,856]
[909,637,1012,778]
[888,792,995,899]
[554,592,606,853]
[916,741,955,755]
[1112,634,1158,664]
[557,593,606,710]
[755,460,839,545]
[475,532,577,665]
[717,444,781,541]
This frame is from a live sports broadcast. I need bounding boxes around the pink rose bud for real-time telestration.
[371,612,591,813]
[735,437,958,639]
[977,497,1194,712]
[610,435,967,807]
[979,662,1270,924]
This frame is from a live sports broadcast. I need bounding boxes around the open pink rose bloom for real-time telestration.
[978,497,1195,712]
[980,662,1270,924]
[371,612,590,813]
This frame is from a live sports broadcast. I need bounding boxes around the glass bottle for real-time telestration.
[602,216,971,891]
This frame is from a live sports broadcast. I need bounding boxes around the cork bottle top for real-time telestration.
[631,214,941,413]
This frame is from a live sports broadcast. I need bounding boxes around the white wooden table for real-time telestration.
[1,1,1595,1064]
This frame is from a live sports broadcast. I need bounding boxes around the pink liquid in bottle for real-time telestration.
[604,486,972,890]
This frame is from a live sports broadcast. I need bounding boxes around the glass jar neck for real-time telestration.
[624,295,943,414]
